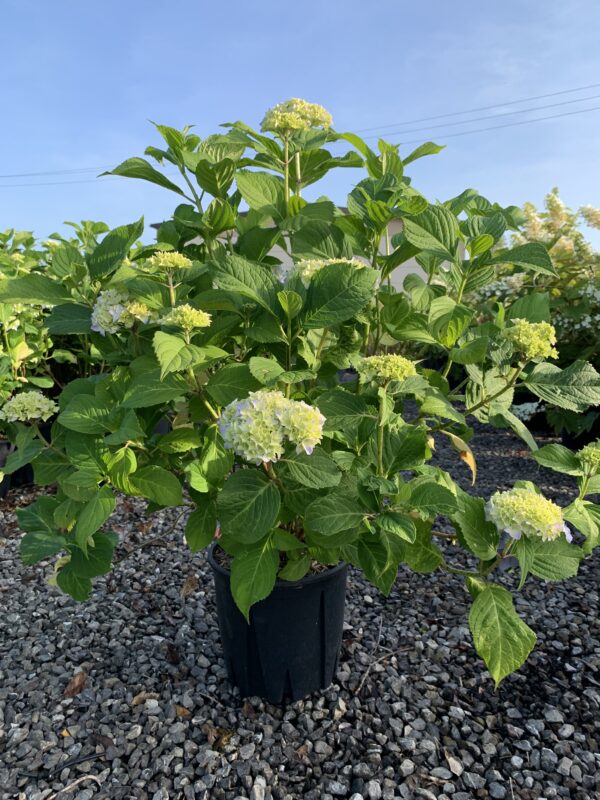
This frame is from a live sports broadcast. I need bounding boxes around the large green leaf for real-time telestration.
[468,584,536,686]
[230,538,279,621]
[153,332,227,379]
[205,363,261,406]
[58,396,113,434]
[185,502,217,552]
[86,218,145,278]
[514,536,582,588]
[489,243,556,276]
[533,444,582,476]
[403,141,445,165]
[428,297,473,347]
[56,565,92,601]
[69,532,118,578]
[277,448,342,489]
[211,253,281,315]
[409,481,457,517]
[74,487,116,553]
[104,158,186,196]
[236,170,284,218]
[317,389,375,432]
[302,263,377,329]
[563,499,600,555]
[402,205,459,261]
[46,304,92,334]
[122,371,188,408]
[130,466,183,506]
[305,493,364,535]
[0,274,71,304]
[217,469,281,543]
[20,532,67,565]
[506,292,551,322]
[525,361,600,412]
[452,490,499,560]
[400,521,443,573]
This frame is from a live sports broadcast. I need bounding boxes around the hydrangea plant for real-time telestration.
[2,103,600,686]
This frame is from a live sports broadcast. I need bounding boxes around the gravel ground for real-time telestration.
[0,424,599,800]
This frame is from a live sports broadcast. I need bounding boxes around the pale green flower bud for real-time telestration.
[146,252,192,271]
[358,354,417,385]
[503,319,558,361]
[292,257,365,287]
[261,99,333,133]
[161,304,211,333]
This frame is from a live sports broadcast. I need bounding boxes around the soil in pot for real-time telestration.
[208,545,348,704]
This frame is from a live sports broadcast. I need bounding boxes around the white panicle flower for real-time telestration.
[218,390,325,464]
[261,99,333,133]
[292,257,365,287]
[511,401,542,422]
[0,391,58,423]
[91,290,130,336]
[485,487,571,543]
[580,204,600,230]
[522,202,545,240]
[550,235,575,260]
[545,189,568,231]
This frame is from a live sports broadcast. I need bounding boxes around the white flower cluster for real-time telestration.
[292,257,366,287]
[511,401,544,422]
[475,274,526,302]
[486,487,571,543]
[218,390,325,465]
[580,205,600,230]
[91,291,155,336]
[0,391,58,423]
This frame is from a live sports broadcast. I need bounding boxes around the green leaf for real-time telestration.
[156,428,202,453]
[452,491,499,560]
[58,396,112,434]
[86,218,145,278]
[122,371,188,408]
[69,532,118,577]
[305,493,364,535]
[302,263,377,329]
[185,502,217,552]
[317,389,375,432]
[355,536,399,595]
[105,447,137,490]
[249,356,285,385]
[403,141,445,165]
[195,157,235,198]
[0,274,71,304]
[489,243,556,276]
[450,336,489,365]
[196,425,233,485]
[205,363,262,406]
[279,554,311,581]
[130,466,183,507]
[467,234,494,257]
[514,536,582,588]
[533,444,582,476]
[20,532,67,565]
[46,304,92,335]
[525,361,600,412]
[3,428,43,474]
[409,481,457,517]
[236,170,284,217]
[428,297,473,347]
[402,205,459,261]
[16,496,59,533]
[376,511,416,543]
[468,585,537,686]
[153,332,227,379]
[401,521,443,573]
[104,158,186,197]
[277,290,303,319]
[56,565,92,601]
[218,469,281,543]
[74,487,116,554]
[563,500,600,555]
[278,447,342,489]
[211,253,281,315]
[507,292,551,323]
[60,469,102,502]
[231,538,279,621]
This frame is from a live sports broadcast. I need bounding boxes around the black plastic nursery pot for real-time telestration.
[207,545,348,704]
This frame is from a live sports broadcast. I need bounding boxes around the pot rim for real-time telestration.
[207,542,347,589]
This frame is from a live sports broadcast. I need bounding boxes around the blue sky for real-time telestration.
[2,0,600,244]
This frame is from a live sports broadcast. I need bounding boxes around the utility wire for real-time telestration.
[362,93,600,139]
[354,82,600,132]
[0,165,114,179]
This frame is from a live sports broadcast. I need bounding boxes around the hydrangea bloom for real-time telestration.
[485,487,571,543]
[146,252,192,271]
[219,390,325,464]
[292,257,365,287]
[161,304,211,333]
[578,441,600,472]
[511,401,543,422]
[91,290,129,335]
[0,391,58,423]
[125,301,155,324]
[503,319,558,361]
[261,99,333,133]
[358,354,417,385]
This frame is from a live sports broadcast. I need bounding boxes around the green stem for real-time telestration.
[295,151,302,196]
[464,365,523,416]
[179,166,204,214]
[283,136,290,215]
[167,273,177,307]
[376,384,388,477]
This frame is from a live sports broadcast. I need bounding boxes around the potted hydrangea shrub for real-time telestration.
[3,100,600,703]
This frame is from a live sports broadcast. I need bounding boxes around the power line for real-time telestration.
[0,172,181,188]
[362,93,600,139]
[354,82,600,132]
[397,104,600,145]
[0,165,113,179]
